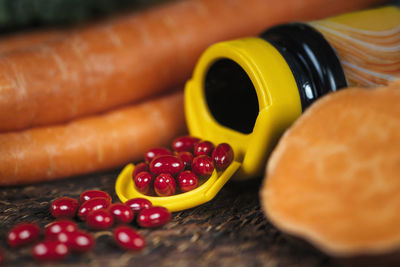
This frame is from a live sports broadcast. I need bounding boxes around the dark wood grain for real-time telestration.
[0,168,337,267]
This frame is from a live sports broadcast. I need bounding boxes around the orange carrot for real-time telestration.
[0,0,387,132]
[0,29,67,54]
[0,91,185,185]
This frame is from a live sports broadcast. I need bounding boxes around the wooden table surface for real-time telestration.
[0,168,338,267]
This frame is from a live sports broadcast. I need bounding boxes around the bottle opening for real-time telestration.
[204,59,259,134]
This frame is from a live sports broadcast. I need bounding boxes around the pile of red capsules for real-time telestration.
[5,191,169,262]
[133,135,234,196]
[2,135,234,263]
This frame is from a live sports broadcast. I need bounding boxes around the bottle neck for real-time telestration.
[260,23,347,110]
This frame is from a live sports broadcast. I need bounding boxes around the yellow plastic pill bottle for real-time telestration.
[185,22,347,180]
[185,6,399,180]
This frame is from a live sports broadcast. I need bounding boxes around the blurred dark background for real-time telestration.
[0,0,398,34]
[0,0,169,34]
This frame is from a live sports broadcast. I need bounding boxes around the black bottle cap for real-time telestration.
[260,23,347,110]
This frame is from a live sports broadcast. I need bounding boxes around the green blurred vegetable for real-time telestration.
[0,0,168,31]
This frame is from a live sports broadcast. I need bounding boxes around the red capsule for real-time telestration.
[32,241,69,261]
[150,155,184,175]
[177,151,194,169]
[113,226,146,251]
[108,203,134,224]
[137,206,171,228]
[45,220,78,238]
[78,197,111,220]
[154,173,176,197]
[171,136,200,152]
[79,190,112,204]
[192,155,215,178]
[212,143,234,171]
[50,197,79,219]
[56,230,95,253]
[177,171,199,192]
[86,209,114,230]
[134,171,154,195]
[125,198,152,216]
[7,222,40,248]
[194,140,214,156]
[144,147,173,163]
[132,162,149,180]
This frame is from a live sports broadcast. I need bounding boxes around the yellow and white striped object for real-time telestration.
[310,6,400,87]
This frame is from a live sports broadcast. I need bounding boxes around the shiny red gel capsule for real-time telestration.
[114,226,146,251]
[132,162,149,180]
[144,147,173,163]
[32,241,69,261]
[79,190,112,204]
[171,136,200,152]
[108,203,134,224]
[125,198,152,216]
[45,220,78,238]
[154,173,176,197]
[177,171,199,192]
[7,222,40,248]
[50,197,79,218]
[150,155,184,175]
[177,151,194,169]
[137,206,171,228]
[212,143,234,171]
[56,230,95,253]
[192,155,215,178]
[86,209,114,230]
[194,140,214,156]
[134,171,154,195]
[78,197,110,220]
